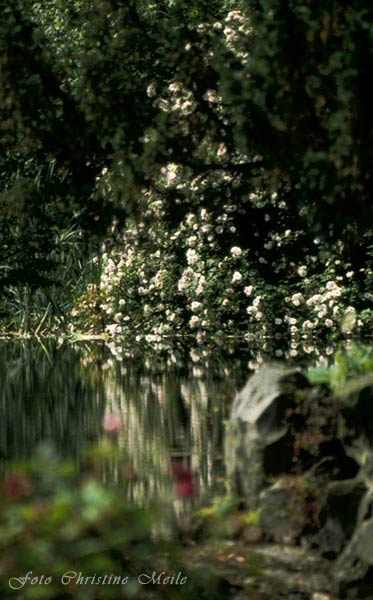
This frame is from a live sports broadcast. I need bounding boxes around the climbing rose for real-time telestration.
[231,271,242,283]
[230,246,242,257]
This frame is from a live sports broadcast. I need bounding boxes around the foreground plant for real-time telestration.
[0,441,231,600]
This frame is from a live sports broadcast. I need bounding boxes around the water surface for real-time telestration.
[0,337,336,502]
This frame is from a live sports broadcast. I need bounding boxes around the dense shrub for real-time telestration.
[0,1,372,339]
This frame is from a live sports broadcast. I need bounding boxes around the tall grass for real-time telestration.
[0,225,101,335]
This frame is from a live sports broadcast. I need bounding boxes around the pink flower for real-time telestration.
[102,414,122,434]
[4,472,33,499]
[170,461,196,499]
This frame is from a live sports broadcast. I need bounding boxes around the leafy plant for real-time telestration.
[308,343,373,389]
[0,443,229,600]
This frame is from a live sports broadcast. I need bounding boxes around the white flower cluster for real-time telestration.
[160,163,180,188]
[282,270,359,337]
[224,10,252,64]
[155,80,196,116]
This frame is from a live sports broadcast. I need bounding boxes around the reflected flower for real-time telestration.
[170,462,196,499]
[102,414,122,434]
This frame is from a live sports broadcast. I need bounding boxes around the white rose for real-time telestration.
[191,301,202,312]
[230,246,242,257]
[231,271,242,283]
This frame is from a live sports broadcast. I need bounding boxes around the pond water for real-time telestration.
[0,338,335,504]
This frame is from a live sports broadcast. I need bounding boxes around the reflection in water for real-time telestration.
[0,340,106,461]
[0,337,344,502]
[0,340,241,502]
[100,358,236,501]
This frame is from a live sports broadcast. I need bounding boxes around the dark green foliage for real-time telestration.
[0,0,371,334]
[223,0,373,239]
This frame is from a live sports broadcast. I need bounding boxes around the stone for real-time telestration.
[258,478,306,544]
[225,363,310,508]
[225,362,373,597]
[333,517,373,596]
[336,372,373,447]
[308,480,367,559]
